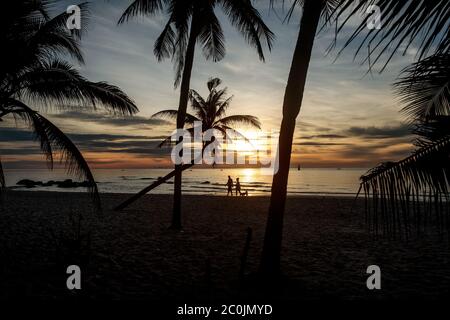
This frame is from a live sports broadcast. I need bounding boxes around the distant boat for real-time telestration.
[337,168,342,170]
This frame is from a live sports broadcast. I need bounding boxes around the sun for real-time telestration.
[241,168,255,179]
[231,130,263,153]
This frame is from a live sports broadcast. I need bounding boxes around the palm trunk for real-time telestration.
[260,0,323,276]
[114,162,194,211]
[114,142,213,212]
[171,15,199,230]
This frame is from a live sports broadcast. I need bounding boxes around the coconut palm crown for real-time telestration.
[0,1,139,207]
[152,77,261,149]
[119,0,274,86]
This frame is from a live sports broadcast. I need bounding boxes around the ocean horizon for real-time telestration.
[4,167,367,196]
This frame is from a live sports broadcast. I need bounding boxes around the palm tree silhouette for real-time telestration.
[260,0,450,276]
[260,0,327,277]
[0,1,138,208]
[118,0,273,228]
[153,77,260,147]
[360,52,450,237]
[115,78,260,211]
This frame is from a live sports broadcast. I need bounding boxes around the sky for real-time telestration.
[1,0,421,170]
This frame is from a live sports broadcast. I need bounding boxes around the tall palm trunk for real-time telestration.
[171,15,199,230]
[260,0,323,275]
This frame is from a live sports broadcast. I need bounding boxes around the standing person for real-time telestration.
[235,178,241,196]
[226,176,234,196]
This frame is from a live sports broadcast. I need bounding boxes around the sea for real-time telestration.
[4,168,368,196]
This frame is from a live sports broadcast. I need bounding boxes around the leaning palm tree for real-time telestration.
[115,78,260,212]
[359,53,450,238]
[0,1,138,207]
[118,0,273,229]
[261,0,450,276]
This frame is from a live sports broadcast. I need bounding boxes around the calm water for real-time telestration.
[4,168,367,196]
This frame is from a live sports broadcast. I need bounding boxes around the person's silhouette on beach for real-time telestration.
[226,176,233,196]
[235,178,241,196]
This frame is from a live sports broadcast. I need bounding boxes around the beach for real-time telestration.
[1,191,449,300]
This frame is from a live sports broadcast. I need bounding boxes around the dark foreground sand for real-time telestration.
[0,191,449,300]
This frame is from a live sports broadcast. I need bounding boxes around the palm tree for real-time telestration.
[333,0,450,237]
[260,0,328,277]
[118,0,273,229]
[359,53,450,238]
[115,78,260,211]
[0,1,138,207]
[260,0,450,276]
[153,77,261,146]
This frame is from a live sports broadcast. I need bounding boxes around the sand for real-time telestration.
[0,191,449,300]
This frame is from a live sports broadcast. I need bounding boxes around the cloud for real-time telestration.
[50,111,170,128]
[338,142,412,161]
[0,148,41,155]
[0,127,170,157]
[346,124,412,139]
[0,128,34,142]
[301,134,348,139]
[294,142,350,146]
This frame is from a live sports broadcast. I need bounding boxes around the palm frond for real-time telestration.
[207,77,222,92]
[189,89,207,106]
[74,81,139,115]
[154,18,176,61]
[333,0,450,72]
[189,89,208,119]
[27,3,90,64]
[361,135,450,238]
[0,1,88,81]
[214,125,250,144]
[37,2,90,40]
[19,59,138,115]
[396,53,450,121]
[152,109,199,124]
[198,6,226,62]
[412,116,450,147]
[207,88,228,107]
[118,0,166,24]
[215,115,261,129]
[215,96,233,119]
[9,99,100,209]
[211,125,233,144]
[219,0,274,61]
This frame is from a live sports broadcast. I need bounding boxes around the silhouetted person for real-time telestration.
[226,176,233,196]
[235,178,241,196]
[235,178,248,196]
